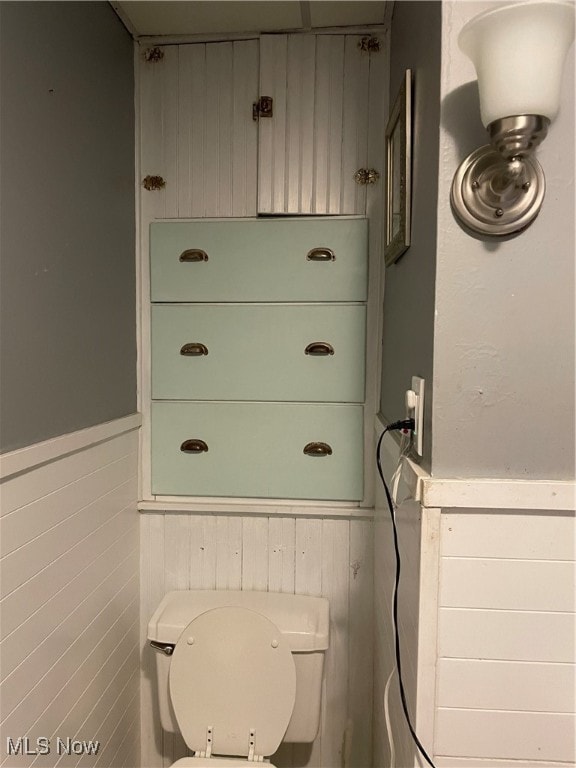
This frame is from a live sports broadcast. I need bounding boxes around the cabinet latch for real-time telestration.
[253,96,273,121]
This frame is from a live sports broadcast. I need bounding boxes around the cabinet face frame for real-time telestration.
[136,31,389,511]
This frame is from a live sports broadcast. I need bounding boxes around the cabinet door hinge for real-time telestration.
[354,168,380,186]
[358,36,381,53]
[144,47,164,63]
[252,96,273,121]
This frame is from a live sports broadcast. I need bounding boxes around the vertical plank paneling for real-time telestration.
[294,518,323,596]
[232,40,259,216]
[163,49,180,218]
[313,36,345,214]
[320,519,350,768]
[258,35,288,213]
[242,516,269,591]
[287,35,315,213]
[341,38,370,214]
[183,44,207,217]
[348,520,374,768]
[164,514,191,591]
[174,41,258,218]
[162,515,191,766]
[258,34,370,215]
[293,517,323,767]
[189,514,217,588]
[140,512,373,768]
[204,43,226,217]
[216,43,234,217]
[178,44,200,217]
[216,515,243,590]
[268,517,296,594]
[140,46,179,222]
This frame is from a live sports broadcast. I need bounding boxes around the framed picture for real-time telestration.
[384,69,412,266]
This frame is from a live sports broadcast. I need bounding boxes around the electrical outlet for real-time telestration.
[406,376,425,457]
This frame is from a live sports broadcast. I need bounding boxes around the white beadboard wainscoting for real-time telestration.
[140,511,373,768]
[0,416,141,768]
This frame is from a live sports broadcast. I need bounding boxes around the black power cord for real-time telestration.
[376,420,437,768]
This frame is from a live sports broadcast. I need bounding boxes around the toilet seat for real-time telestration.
[170,606,296,760]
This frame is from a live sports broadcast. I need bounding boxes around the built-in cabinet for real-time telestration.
[140,32,387,504]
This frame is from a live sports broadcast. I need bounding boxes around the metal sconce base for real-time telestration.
[451,115,548,237]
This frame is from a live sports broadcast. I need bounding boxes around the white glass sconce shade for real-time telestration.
[451,1,575,237]
[459,1,575,126]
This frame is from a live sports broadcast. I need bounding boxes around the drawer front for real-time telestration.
[151,402,364,500]
[152,304,366,403]
[150,218,367,302]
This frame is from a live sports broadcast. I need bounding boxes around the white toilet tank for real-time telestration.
[148,590,329,744]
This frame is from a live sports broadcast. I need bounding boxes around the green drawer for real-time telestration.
[151,402,364,500]
[150,218,367,302]
[151,304,366,403]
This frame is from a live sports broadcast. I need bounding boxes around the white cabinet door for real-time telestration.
[140,34,380,219]
[140,40,259,220]
[257,34,376,215]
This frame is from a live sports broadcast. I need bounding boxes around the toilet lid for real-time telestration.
[170,606,296,758]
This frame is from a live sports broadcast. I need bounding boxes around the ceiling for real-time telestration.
[112,1,390,38]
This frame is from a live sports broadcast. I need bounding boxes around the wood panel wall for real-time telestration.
[0,424,140,768]
[140,513,373,768]
[436,510,576,766]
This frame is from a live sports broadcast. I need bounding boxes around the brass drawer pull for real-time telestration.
[180,439,209,454]
[180,343,209,356]
[305,342,334,356]
[307,247,335,262]
[303,442,333,457]
[180,249,208,262]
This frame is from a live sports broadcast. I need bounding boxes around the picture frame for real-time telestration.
[384,69,412,266]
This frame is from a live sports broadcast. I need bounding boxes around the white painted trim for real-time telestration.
[0,413,142,481]
[138,499,373,519]
[137,26,389,46]
[415,506,441,755]
[374,416,576,512]
[421,477,576,512]
[110,2,139,39]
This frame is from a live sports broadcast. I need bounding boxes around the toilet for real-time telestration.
[148,590,330,767]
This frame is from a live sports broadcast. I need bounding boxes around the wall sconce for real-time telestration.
[451,1,575,236]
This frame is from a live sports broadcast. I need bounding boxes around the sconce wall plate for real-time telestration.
[451,114,548,236]
[451,143,545,236]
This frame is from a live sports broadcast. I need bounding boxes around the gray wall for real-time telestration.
[0,1,136,453]
[433,1,575,480]
[379,0,442,471]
